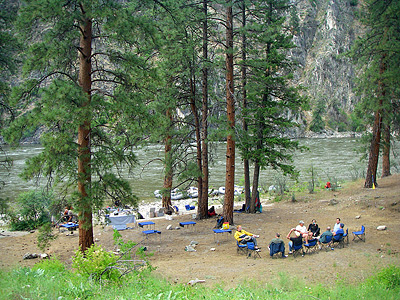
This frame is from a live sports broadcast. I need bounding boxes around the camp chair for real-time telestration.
[319,235,333,251]
[237,241,248,256]
[303,238,318,254]
[343,228,349,245]
[330,233,344,249]
[292,243,304,257]
[352,225,365,242]
[269,242,285,258]
[246,242,261,259]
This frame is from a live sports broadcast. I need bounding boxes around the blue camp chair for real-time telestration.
[352,225,365,242]
[292,243,304,257]
[330,233,344,249]
[237,241,248,255]
[246,242,261,259]
[304,238,318,254]
[319,235,333,251]
[343,228,349,245]
[269,242,286,258]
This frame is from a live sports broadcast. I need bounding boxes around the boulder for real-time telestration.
[377,225,387,231]
[329,199,339,206]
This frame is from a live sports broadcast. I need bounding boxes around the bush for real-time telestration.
[9,190,53,231]
[368,265,400,289]
[32,257,66,273]
[72,244,120,282]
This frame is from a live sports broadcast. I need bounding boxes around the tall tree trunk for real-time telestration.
[223,1,235,225]
[162,108,173,209]
[251,162,260,212]
[364,55,386,188]
[77,15,94,252]
[381,123,391,178]
[189,76,204,217]
[241,0,251,212]
[364,110,381,188]
[199,0,209,219]
[250,111,264,213]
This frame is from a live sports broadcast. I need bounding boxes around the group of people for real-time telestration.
[63,206,75,223]
[234,218,345,257]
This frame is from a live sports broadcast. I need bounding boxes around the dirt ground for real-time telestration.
[1,174,399,289]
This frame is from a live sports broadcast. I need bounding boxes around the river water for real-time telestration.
[0,138,388,203]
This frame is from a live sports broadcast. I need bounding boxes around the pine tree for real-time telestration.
[5,0,159,251]
[236,0,305,213]
[350,0,400,187]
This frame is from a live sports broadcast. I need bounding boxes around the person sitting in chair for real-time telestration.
[286,228,303,254]
[317,226,333,248]
[333,218,341,233]
[295,220,313,245]
[268,233,287,257]
[333,223,344,236]
[307,219,320,237]
[234,225,260,249]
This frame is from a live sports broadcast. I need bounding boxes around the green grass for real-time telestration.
[0,260,399,300]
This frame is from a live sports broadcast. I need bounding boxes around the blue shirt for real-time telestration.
[335,228,344,235]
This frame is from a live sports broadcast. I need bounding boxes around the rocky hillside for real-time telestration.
[291,0,361,131]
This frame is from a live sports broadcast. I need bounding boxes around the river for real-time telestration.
[0,137,392,203]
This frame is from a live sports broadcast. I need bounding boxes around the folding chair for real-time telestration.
[237,241,248,255]
[319,235,332,251]
[269,242,286,258]
[343,228,349,245]
[352,225,365,242]
[292,243,304,257]
[330,233,344,249]
[303,238,318,254]
[246,242,261,259]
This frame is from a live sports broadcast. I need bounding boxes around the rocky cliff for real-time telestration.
[291,0,361,132]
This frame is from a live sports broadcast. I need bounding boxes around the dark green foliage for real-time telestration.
[237,0,307,176]
[9,190,53,231]
[0,0,20,123]
[3,1,164,228]
[350,0,400,131]
[310,98,326,132]
[349,0,358,7]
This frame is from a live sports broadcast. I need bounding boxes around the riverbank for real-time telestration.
[0,129,364,145]
[1,174,399,289]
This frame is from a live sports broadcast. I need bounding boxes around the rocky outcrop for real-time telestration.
[291,0,361,128]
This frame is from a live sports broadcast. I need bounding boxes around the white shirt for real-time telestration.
[333,223,341,233]
[296,224,307,234]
